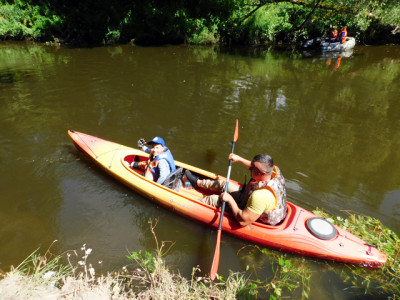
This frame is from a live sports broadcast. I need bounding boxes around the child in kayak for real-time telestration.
[131,136,176,184]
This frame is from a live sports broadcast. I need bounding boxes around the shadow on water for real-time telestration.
[0,70,17,84]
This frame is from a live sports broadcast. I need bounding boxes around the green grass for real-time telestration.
[10,240,72,287]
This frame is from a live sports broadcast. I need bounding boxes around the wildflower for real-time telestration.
[85,248,92,255]
[43,271,55,279]
[89,264,95,278]
[78,261,85,266]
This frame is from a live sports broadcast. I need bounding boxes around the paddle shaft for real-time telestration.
[138,138,153,177]
[210,119,238,280]
[143,154,154,173]
[217,142,235,229]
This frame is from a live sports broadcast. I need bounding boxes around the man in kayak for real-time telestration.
[131,137,176,184]
[185,153,287,226]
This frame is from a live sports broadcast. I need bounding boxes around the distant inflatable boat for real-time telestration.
[303,37,356,52]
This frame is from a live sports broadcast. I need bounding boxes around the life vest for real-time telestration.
[143,159,159,180]
[150,147,176,181]
[330,29,338,39]
[339,27,347,43]
[243,165,287,225]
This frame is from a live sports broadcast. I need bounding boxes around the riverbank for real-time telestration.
[0,230,262,299]
[1,212,399,299]
[1,0,399,46]
[0,253,252,299]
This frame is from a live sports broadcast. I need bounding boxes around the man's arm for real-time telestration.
[220,192,260,226]
[228,153,251,169]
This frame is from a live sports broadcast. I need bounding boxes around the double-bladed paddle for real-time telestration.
[210,119,239,281]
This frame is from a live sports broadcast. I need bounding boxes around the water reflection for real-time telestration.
[58,177,143,268]
[324,50,353,71]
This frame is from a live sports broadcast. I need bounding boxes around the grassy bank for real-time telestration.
[0,215,399,299]
[1,0,399,46]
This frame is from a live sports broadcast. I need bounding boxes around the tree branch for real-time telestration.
[291,0,322,32]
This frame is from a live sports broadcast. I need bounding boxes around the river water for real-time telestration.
[0,41,399,298]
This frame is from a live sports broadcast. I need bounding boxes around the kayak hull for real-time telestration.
[68,130,386,268]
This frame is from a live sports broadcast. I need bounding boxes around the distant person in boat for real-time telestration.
[338,26,347,44]
[329,28,338,43]
[132,137,176,184]
[185,153,287,226]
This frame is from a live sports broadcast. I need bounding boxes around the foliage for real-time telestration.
[237,246,312,299]
[0,0,62,41]
[186,19,219,45]
[5,240,72,287]
[1,0,400,45]
[313,208,400,298]
[270,256,311,299]
[234,3,296,44]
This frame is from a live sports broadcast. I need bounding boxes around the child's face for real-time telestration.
[151,144,164,157]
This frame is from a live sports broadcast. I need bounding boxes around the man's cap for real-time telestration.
[147,136,165,147]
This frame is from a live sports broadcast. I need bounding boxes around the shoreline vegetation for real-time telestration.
[0,0,399,47]
[0,213,399,299]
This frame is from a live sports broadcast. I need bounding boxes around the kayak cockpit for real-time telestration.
[123,154,148,176]
[122,154,208,199]
[122,153,296,230]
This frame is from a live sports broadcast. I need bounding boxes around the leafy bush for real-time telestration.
[187,18,219,45]
[244,3,294,43]
[0,1,62,41]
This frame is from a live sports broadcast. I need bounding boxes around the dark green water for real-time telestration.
[1,41,399,298]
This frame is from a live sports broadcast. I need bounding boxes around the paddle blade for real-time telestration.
[210,230,222,280]
[233,119,239,142]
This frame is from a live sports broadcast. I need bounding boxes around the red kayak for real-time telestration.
[68,130,387,268]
